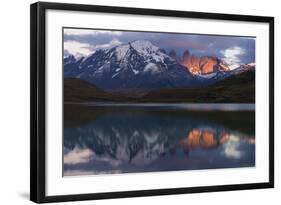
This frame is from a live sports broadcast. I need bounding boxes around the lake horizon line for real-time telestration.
[64,102,255,111]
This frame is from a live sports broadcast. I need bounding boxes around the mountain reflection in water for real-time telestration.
[63,104,255,176]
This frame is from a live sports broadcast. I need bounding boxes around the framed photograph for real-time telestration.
[30,2,274,203]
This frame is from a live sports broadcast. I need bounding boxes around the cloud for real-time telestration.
[64,29,122,36]
[64,38,123,57]
[64,40,93,57]
[220,46,245,69]
[159,38,208,51]
[63,28,255,65]
[64,170,122,176]
[93,39,122,50]
[64,147,93,165]
[222,135,243,159]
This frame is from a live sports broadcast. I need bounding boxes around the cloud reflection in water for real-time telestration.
[63,104,255,176]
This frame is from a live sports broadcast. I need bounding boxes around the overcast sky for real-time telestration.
[64,28,255,67]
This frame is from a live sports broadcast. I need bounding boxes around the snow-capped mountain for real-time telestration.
[64,40,195,89]
[194,62,255,85]
[64,40,255,90]
[230,62,255,75]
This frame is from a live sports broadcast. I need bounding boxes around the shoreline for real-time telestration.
[64,102,255,111]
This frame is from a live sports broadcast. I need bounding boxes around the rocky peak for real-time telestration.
[64,54,76,65]
[181,49,230,75]
[169,49,180,63]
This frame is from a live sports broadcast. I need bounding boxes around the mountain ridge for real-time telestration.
[64,39,255,91]
[65,40,197,90]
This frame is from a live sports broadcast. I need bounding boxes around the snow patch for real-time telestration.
[132,69,139,75]
[228,64,240,70]
[131,40,159,55]
[130,40,170,64]
[144,63,160,73]
[112,73,119,78]
[247,62,255,67]
[115,44,129,61]
[151,53,165,63]
[198,72,217,79]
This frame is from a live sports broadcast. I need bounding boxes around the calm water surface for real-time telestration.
[63,104,255,176]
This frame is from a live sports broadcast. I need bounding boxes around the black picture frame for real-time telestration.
[30,1,274,203]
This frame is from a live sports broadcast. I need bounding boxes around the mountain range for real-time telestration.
[64,40,255,103]
[64,40,254,87]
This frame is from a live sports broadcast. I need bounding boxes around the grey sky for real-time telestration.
[63,28,255,66]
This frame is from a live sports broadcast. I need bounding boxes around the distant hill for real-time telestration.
[64,69,254,103]
[64,78,121,102]
[140,70,255,103]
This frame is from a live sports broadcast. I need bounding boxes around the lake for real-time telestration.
[63,103,255,176]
